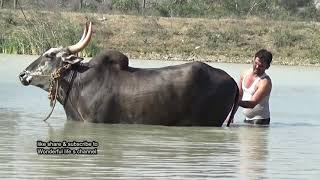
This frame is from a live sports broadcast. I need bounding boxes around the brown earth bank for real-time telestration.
[1,10,320,66]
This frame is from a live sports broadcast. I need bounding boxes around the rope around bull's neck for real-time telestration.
[43,80,59,121]
[43,64,72,122]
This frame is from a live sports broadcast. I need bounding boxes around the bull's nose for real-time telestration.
[19,71,26,79]
[19,71,31,85]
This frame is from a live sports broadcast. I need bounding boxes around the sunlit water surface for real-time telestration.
[0,54,320,179]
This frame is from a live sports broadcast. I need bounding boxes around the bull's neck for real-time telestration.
[56,63,90,121]
[56,68,77,106]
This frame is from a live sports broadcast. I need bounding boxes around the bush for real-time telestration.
[221,0,273,17]
[277,0,313,12]
[154,0,208,17]
[112,0,140,13]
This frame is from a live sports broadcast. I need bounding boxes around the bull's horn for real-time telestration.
[67,23,88,53]
[68,22,92,54]
[79,23,88,42]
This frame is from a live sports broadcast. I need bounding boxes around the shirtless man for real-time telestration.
[238,49,272,125]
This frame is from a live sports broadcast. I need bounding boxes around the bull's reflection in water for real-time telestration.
[45,121,242,178]
[45,120,270,178]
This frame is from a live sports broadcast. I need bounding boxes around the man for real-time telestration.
[238,49,272,125]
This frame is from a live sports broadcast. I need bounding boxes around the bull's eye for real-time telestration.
[44,52,56,59]
[49,52,56,57]
[44,54,50,58]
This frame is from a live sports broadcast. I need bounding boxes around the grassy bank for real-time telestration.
[1,10,320,66]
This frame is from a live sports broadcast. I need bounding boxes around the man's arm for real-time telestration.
[239,77,272,108]
[238,72,244,101]
[227,72,244,123]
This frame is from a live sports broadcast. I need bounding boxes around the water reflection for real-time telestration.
[40,122,241,178]
[1,55,320,179]
[238,126,269,180]
[0,108,20,176]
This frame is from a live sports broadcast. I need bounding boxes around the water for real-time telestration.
[0,54,320,179]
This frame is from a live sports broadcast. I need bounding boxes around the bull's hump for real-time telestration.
[90,49,129,70]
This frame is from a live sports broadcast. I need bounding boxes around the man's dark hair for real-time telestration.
[255,49,272,67]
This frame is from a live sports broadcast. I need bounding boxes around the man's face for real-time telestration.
[252,57,268,76]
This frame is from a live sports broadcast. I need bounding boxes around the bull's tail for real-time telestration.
[226,85,239,127]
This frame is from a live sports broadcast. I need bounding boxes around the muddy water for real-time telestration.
[0,54,320,179]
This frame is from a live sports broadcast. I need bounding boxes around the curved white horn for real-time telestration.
[68,22,92,54]
[79,23,88,42]
[68,23,87,53]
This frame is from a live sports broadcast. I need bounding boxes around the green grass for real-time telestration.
[0,10,100,56]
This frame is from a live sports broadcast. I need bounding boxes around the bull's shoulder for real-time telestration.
[195,61,230,76]
[187,61,235,82]
[184,61,218,75]
[88,49,129,70]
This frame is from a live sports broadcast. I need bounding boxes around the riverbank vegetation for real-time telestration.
[1,0,320,65]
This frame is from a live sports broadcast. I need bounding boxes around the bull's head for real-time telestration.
[18,22,92,91]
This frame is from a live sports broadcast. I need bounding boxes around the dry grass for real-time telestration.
[1,10,320,66]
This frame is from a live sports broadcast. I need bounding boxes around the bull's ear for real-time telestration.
[62,55,84,64]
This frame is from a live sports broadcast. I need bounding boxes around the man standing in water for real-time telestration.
[238,49,272,125]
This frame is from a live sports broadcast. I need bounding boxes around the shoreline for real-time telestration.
[2,53,319,67]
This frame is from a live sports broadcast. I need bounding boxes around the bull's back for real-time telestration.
[116,62,197,125]
[117,62,236,126]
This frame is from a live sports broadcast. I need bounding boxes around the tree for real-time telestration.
[277,0,313,12]
[14,0,17,9]
[79,0,83,10]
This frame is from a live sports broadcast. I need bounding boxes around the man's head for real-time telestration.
[252,49,272,76]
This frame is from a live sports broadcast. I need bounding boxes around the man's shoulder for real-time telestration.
[259,74,272,88]
[261,73,272,82]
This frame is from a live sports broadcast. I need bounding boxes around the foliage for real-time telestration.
[150,0,320,21]
[221,0,271,16]
[112,0,140,13]
[272,29,303,48]
[1,7,320,65]
[2,0,320,21]
[277,0,313,12]
[153,0,208,17]
[206,29,242,49]
[0,11,100,56]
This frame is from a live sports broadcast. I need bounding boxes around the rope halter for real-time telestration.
[44,63,72,121]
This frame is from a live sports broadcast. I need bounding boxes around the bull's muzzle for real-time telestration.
[19,71,31,86]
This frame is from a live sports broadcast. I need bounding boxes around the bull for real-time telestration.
[18,22,239,126]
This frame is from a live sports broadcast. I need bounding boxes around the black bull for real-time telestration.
[19,50,239,126]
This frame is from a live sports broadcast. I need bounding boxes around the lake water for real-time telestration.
[0,54,320,179]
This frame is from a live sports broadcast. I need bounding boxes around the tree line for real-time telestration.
[1,0,320,21]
